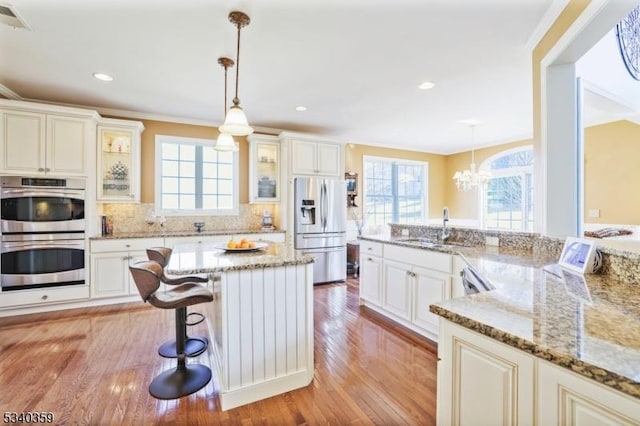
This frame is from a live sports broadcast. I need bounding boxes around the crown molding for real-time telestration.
[526,0,571,51]
[22,97,284,134]
[0,84,23,100]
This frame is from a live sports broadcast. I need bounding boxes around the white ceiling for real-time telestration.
[0,0,569,154]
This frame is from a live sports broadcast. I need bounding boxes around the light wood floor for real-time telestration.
[0,278,437,425]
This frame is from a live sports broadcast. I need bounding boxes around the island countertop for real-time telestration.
[359,234,640,399]
[166,242,314,275]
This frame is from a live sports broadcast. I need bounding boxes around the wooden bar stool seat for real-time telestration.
[129,260,213,400]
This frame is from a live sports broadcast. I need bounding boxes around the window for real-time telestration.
[155,135,239,215]
[481,146,534,231]
[363,156,427,226]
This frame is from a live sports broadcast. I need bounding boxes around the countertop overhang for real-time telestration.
[360,234,640,399]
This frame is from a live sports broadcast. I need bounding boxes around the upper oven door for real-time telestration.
[0,187,85,233]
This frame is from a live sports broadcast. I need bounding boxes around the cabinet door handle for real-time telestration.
[38,167,45,172]
[41,294,48,300]
[367,257,373,261]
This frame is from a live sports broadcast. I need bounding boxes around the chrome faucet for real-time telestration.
[442,207,451,241]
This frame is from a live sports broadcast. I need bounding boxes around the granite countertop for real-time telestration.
[90,229,285,240]
[360,234,640,399]
[165,241,313,275]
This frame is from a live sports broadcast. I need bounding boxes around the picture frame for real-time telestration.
[558,237,598,274]
[345,172,357,195]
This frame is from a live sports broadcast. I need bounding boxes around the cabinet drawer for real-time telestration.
[384,244,452,274]
[91,238,164,253]
[360,240,383,257]
[0,285,90,309]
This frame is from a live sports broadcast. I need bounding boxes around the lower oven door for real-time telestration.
[1,240,85,290]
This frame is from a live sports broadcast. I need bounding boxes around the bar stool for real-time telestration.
[146,247,209,358]
[129,260,213,400]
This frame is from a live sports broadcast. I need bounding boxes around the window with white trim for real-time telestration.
[481,146,534,231]
[155,135,239,215]
[363,156,427,226]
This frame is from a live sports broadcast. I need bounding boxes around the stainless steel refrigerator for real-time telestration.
[294,177,346,284]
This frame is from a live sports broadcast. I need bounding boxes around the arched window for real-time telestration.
[480,146,534,231]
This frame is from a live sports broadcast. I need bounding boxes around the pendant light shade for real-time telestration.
[219,104,253,136]
[215,131,238,151]
[215,57,239,152]
[218,11,254,137]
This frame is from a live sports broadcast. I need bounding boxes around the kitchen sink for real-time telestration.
[395,237,471,249]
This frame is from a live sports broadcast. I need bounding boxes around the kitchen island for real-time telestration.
[166,241,314,411]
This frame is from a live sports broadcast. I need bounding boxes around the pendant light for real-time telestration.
[215,57,238,151]
[453,123,491,192]
[219,11,254,136]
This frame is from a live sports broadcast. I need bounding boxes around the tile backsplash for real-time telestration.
[101,203,278,234]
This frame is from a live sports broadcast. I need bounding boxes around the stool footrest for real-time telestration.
[158,336,208,358]
[186,312,205,326]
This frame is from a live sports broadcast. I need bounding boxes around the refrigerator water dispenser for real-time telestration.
[300,200,316,225]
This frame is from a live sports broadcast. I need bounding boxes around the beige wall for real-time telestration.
[584,120,640,225]
[444,139,532,220]
[110,118,252,204]
[344,143,446,220]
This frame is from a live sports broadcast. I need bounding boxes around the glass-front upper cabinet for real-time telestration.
[248,134,280,203]
[97,118,144,202]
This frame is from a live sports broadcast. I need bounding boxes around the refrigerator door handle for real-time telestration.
[322,181,328,229]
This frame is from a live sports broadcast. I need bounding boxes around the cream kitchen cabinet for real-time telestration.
[359,240,383,306]
[248,134,280,203]
[359,240,458,342]
[90,238,163,298]
[437,321,535,426]
[437,320,640,426]
[0,102,97,176]
[382,259,414,321]
[97,118,144,202]
[281,131,343,177]
[538,361,640,425]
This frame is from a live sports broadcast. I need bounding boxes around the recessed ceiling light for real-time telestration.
[418,81,435,90]
[295,106,307,112]
[92,72,113,82]
[457,119,482,126]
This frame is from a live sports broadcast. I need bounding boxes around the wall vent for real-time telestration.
[0,4,30,30]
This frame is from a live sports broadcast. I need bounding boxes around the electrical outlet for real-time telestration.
[485,236,499,246]
[588,209,600,218]
[401,229,409,236]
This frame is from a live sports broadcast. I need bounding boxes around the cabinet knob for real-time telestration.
[41,295,48,300]
[123,256,129,261]
[125,244,130,248]
[38,167,44,172]
[367,257,373,261]
[45,168,50,172]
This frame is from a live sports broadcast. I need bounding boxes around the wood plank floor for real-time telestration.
[0,278,437,425]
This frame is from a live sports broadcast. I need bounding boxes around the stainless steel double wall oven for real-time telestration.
[0,176,86,290]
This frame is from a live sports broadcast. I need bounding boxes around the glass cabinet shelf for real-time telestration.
[248,134,280,203]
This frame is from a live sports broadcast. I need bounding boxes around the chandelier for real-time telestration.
[218,11,254,136]
[453,123,491,192]
[215,57,238,151]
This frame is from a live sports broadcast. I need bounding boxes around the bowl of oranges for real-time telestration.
[221,237,268,252]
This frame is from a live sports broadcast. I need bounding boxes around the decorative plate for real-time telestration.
[616,6,640,80]
[217,242,268,252]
